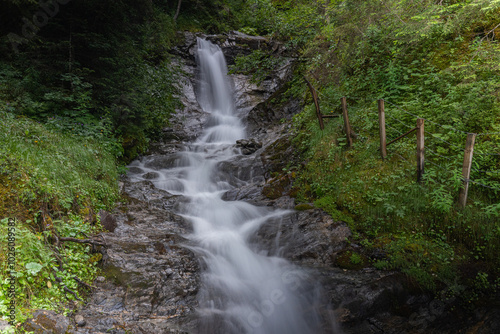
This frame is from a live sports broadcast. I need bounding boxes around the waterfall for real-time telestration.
[130,38,335,334]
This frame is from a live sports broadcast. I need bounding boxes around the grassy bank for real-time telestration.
[270,0,500,306]
[0,106,119,325]
[291,102,499,298]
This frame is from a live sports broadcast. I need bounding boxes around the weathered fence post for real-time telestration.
[458,133,477,208]
[378,99,387,159]
[341,97,353,147]
[304,77,324,130]
[416,118,425,183]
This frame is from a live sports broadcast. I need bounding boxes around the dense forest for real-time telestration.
[1,0,499,328]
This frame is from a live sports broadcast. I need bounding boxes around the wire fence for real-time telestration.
[381,99,500,195]
[303,80,499,202]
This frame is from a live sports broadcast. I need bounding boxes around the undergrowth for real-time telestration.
[0,107,119,326]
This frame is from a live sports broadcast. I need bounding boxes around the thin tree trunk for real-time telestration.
[173,0,182,21]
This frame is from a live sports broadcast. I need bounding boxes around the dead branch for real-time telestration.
[54,273,83,301]
[73,276,97,290]
[58,236,106,247]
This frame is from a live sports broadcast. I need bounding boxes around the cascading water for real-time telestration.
[130,38,336,333]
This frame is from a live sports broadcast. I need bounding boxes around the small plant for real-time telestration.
[349,252,363,265]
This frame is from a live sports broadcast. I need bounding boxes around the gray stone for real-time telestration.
[23,310,74,334]
[99,210,117,233]
[74,315,86,327]
[236,138,263,155]
[143,171,160,180]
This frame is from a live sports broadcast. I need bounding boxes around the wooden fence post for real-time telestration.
[378,99,387,159]
[341,97,353,147]
[304,77,324,130]
[458,133,477,208]
[416,118,425,183]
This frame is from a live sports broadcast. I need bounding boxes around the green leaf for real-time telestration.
[25,262,43,276]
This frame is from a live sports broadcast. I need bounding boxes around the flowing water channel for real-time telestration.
[130,38,334,334]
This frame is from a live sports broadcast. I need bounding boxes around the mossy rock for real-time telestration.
[262,176,291,199]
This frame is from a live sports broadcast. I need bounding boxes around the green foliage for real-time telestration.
[239,0,327,48]
[285,0,500,300]
[349,252,363,265]
[0,217,102,324]
[0,108,119,210]
[0,108,115,324]
[0,0,182,161]
[381,233,456,290]
[229,49,284,83]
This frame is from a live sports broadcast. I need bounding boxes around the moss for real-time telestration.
[336,250,369,270]
[294,203,315,211]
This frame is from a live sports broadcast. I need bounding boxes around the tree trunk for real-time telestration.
[173,0,182,21]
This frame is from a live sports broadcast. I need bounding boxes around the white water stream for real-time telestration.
[130,38,334,333]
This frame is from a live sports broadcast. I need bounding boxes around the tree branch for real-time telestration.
[469,22,500,64]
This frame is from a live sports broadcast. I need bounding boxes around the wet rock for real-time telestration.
[245,95,302,139]
[169,31,198,62]
[221,183,268,205]
[236,138,263,155]
[254,209,352,265]
[123,180,183,212]
[216,155,265,184]
[74,315,86,327]
[262,175,293,200]
[23,310,74,334]
[99,210,117,233]
[142,154,190,170]
[127,167,143,174]
[260,134,301,178]
[74,192,199,334]
[147,142,185,156]
[143,171,160,180]
[205,31,274,65]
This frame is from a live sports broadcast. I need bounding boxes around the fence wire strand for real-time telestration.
[477,132,500,136]
[386,124,405,136]
[384,99,470,135]
[466,179,500,190]
[472,168,500,174]
[426,147,458,162]
[424,131,466,152]
[385,112,414,129]
[426,159,450,172]
[474,152,500,156]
